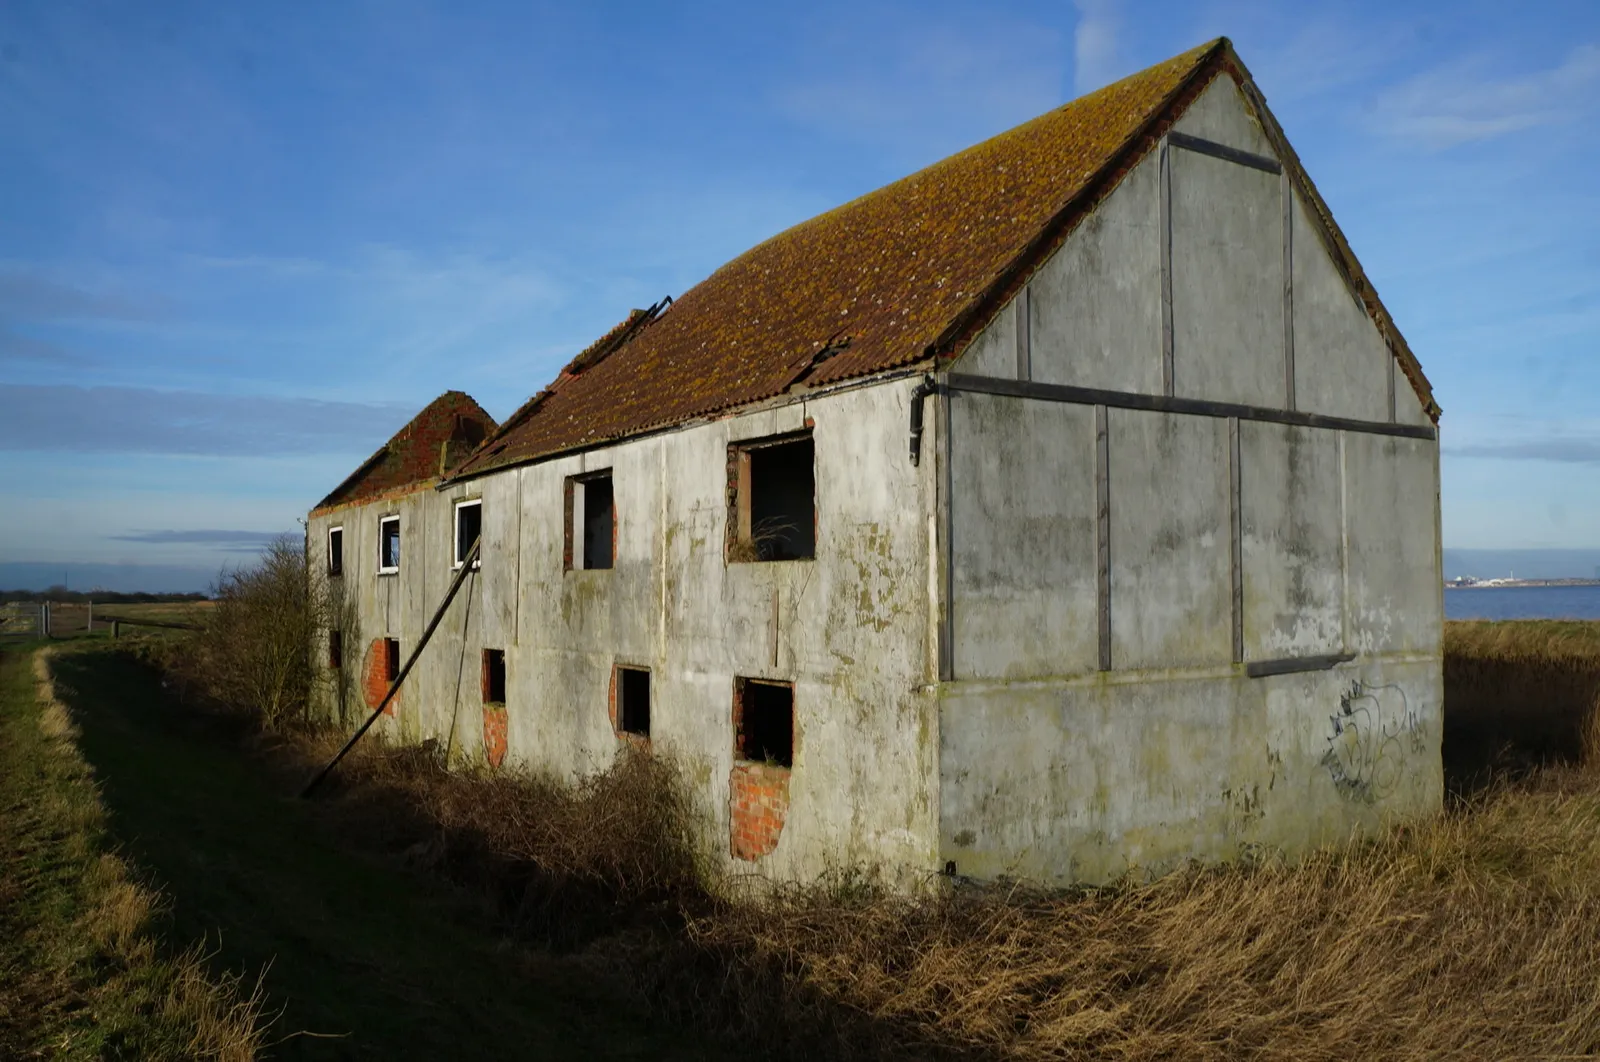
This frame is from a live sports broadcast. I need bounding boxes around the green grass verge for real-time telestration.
[42,644,719,1061]
[0,643,264,1059]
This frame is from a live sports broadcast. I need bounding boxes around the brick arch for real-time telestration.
[730,764,789,861]
[360,638,399,716]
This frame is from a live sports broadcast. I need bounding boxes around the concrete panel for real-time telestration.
[1394,366,1434,428]
[949,393,1098,680]
[1171,75,1273,156]
[1239,422,1342,659]
[1170,147,1285,408]
[1028,151,1163,394]
[939,655,1442,884]
[1109,409,1231,669]
[1345,432,1441,654]
[951,293,1018,378]
[1289,194,1390,421]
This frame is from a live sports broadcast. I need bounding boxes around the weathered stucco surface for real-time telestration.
[312,379,941,887]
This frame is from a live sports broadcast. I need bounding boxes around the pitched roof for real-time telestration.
[450,38,1434,481]
[312,391,496,515]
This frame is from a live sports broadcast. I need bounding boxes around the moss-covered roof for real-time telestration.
[312,391,496,514]
[447,36,1434,481]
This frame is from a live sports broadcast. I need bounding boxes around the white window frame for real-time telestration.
[452,499,482,570]
[378,515,400,575]
[327,525,344,576]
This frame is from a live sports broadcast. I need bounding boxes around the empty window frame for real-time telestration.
[328,629,343,670]
[454,499,482,569]
[565,471,615,570]
[378,515,401,574]
[327,526,344,576]
[616,665,650,738]
[734,678,793,768]
[384,637,401,684]
[728,432,815,562]
[482,648,506,704]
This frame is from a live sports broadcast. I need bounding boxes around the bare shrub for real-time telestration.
[278,730,707,948]
[177,533,333,728]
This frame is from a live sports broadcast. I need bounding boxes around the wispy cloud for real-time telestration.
[0,384,413,456]
[1073,0,1122,95]
[1447,438,1600,464]
[0,324,89,366]
[1373,43,1600,149]
[0,267,163,321]
[109,529,293,547]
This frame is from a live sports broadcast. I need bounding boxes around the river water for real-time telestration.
[1444,585,1600,621]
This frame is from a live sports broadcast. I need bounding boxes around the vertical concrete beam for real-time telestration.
[1281,172,1296,410]
[938,387,955,682]
[1159,138,1175,397]
[1015,286,1032,381]
[1228,416,1244,663]
[1095,403,1111,672]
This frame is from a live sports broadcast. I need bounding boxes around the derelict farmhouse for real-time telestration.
[307,39,1443,887]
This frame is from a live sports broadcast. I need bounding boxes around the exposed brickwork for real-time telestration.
[730,763,790,861]
[482,705,508,769]
[360,638,398,716]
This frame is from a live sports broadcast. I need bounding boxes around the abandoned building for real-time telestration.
[307,38,1443,887]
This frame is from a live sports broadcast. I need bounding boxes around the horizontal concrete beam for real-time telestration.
[943,374,1435,441]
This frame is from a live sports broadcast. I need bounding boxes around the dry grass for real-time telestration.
[1443,620,1600,786]
[0,649,269,1060]
[155,609,1600,1059]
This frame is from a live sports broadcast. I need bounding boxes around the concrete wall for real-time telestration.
[938,70,1442,885]
[939,401,1441,884]
[312,377,941,888]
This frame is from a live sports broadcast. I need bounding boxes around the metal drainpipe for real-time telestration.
[908,374,938,465]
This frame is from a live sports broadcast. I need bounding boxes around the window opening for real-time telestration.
[482,649,506,704]
[328,629,343,669]
[328,526,343,576]
[730,434,814,562]
[379,516,401,574]
[617,666,651,737]
[384,637,401,684]
[567,471,615,570]
[454,500,482,568]
[735,678,793,767]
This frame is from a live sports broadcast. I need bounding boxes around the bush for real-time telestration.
[178,534,332,728]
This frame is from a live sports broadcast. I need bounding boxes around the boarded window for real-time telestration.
[328,526,343,576]
[482,648,506,704]
[384,637,401,684]
[566,471,615,570]
[617,666,650,737]
[729,433,815,562]
[379,516,401,573]
[734,678,793,768]
[454,500,482,568]
[328,629,343,669]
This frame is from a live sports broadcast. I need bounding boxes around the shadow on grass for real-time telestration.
[49,647,723,1061]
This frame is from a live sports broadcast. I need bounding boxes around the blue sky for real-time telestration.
[1,0,1597,590]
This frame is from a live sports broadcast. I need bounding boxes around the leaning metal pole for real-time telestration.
[300,537,480,798]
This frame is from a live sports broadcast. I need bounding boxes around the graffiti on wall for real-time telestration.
[1321,679,1424,802]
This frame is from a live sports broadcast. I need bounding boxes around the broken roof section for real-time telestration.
[451,37,1434,482]
[313,391,496,515]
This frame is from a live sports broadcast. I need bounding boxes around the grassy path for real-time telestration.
[34,645,720,1060]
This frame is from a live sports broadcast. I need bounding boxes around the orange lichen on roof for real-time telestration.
[451,41,1222,479]
[312,391,497,514]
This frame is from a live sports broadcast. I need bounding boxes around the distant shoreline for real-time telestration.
[1446,580,1600,590]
